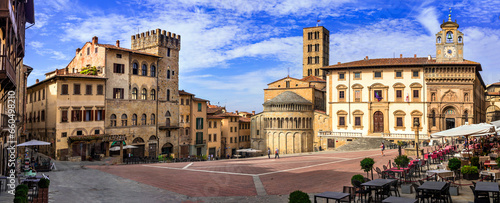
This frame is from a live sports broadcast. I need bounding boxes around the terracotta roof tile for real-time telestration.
[207,115,224,119]
[300,75,325,82]
[239,117,251,122]
[323,57,480,70]
[97,44,161,58]
[193,97,208,102]
[216,112,240,117]
[179,90,194,95]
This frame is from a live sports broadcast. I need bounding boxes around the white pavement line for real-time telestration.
[306,156,350,160]
[142,165,255,176]
[252,175,267,196]
[257,153,381,176]
[183,163,193,169]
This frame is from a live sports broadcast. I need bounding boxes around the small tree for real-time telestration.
[360,157,375,179]
[289,190,311,203]
[351,174,365,186]
[394,155,410,169]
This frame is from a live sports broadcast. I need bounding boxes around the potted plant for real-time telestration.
[14,184,28,203]
[461,165,479,180]
[447,158,461,195]
[289,190,311,203]
[470,157,479,167]
[360,158,375,179]
[394,155,410,169]
[351,174,365,187]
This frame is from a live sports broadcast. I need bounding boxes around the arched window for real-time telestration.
[150,65,156,77]
[151,89,156,100]
[167,89,170,101]
[132,88,138,100]
[121,114,127,126]
[431,93,435,102]
[141,114,147,125]
[167,70,170,79]
[437,36,441,43]
[142,64,147,76]
[464,110,469,124]
[446,31,453,43]
[431,110,436,127]
[458,36,463,43]
[132,63,138,75]
[151,114,155,125]
[110,114,116,127]
[166,111,171,117]
[132,114,137,126]
[464,93,469,102]
[141,88,147,100]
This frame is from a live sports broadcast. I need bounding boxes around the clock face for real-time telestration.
[444,47,457,58]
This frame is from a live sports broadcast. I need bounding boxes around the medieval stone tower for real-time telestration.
[303,26,330,78]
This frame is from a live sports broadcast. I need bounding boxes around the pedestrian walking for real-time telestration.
[268,147,271,159]
[380,142,385,156]
[275,148,280,159]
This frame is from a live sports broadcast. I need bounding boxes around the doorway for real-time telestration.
[446,118,455,130]
[328,139,335,148]
[373,111,384,133]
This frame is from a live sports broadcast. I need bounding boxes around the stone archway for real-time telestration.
[442,106,458,130]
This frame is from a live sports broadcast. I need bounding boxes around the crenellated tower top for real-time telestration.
[131,28,181,51]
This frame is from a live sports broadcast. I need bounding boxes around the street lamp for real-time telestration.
[414,118,420,159]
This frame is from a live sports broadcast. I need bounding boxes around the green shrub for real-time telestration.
[14,189,27,197]
[15,184,28,192]
[461,165,479,174]
[351,174,365,186]
[13,196,27,203]
[289,190,311,203]
[394,155,410,168]
[38,178,50,188]
[470,157,479,167]
[448,158,462,171]
[360,158,375,172]
[496,157,500,166]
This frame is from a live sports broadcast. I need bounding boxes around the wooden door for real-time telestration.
[148,143,157,157]
[328,139,335,148]
[373,111,384,133]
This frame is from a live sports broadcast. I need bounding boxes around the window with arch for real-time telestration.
[431,110,436,127]
[437,36,441,43]
[464,110,469,124]
[142,64,147,76]
[464,93,469,102]
[141,88,147,100]
[167,89,170,101]
[446,31,453,43]
[431,93,436,102]
[167,70,170,79]
[150,65,156,77]
[142,114,147,125]
[132,88,138,100]
[151,89,156,100]
[121,114,127,126]
[458,36,463,43]
[132,63,138,75]
[165,111,171,117]
[151,114,155,125]
[132,114,137,126]
[110,114,116,126]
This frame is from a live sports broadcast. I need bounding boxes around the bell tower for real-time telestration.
[436,8,464,63]
[303,26,329,78]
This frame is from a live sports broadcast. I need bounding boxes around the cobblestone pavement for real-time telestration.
[0,148,479,202]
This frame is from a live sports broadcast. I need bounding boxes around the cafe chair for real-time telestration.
[340,186,356,203]
[353,180,371,203]
[411,183,431,203]
[470,186,489,203]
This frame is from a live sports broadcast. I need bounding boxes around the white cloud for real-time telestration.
[417,7,441,35]
[29,41,44,49]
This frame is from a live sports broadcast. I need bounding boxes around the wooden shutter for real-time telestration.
[113,64,117,73]
[90,110,93,121]
[94,110,98,121]
[120,89,124,99]
[102,110,105,121]
[80,110,83,121]
[71,111,74,122]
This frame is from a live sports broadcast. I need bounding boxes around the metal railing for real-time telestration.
[381,132,429,140]
[318,131,363,137]
[196,139,206,145]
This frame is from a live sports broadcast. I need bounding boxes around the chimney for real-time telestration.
[92,36,98,45]
[428,55,432,60]
[116,40,120,47]
[337,62,341,64]
[365,56,369,60]
[252,111,255,115]
[414,54,417,58]
[236,110,239,114]
[400,54,403,58]
[76,48,81,56]
[36,79,39,83]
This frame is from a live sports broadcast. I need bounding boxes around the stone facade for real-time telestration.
[486,83,500,123]
[303,26,329,78]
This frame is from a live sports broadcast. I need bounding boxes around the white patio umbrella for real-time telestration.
[17,139,51,147]
[431,123,496,138]
[109,145,138,151]
[236,148,262,153]
[491,120,500,133]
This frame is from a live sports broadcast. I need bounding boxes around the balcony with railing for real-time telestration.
[318,131,363,137]
[195,139,206,145]
[381,133,429,140]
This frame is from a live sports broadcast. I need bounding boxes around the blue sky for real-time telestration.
[25,0,500,113]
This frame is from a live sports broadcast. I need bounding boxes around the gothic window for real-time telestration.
[132,88,138,100]
[166,111,171,117]
[151,89,156,100]
[167,89,170,101]
[141,88,147,100]
[167,70,170,79]
[432,110,436,127]
[142,64,147,76]
[142,114,147,125]
[110,114,116,127]
[151,114,155,124]
[132,114,137,126]
[464,93,469,102]
[150,65,156,77]
[121,114,127,126]
[133,63,138,75]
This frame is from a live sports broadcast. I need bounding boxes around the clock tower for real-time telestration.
[436,9,464,62]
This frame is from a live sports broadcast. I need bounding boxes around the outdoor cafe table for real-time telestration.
[480,170,500,181]
[382,196,417,203]
[418,181,447,192]
[485,161,498,168]
[362,179,397,201]
[426,169,453,181]
[475,182,500,200]
[314,191,350,203]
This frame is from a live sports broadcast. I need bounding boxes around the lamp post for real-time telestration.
[414,118,420,159]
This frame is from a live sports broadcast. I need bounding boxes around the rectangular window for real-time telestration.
[374,90,383,101]
[181,99,184,105]
[257,130,259,135]
[355,90,361,102]
[196,118,203,129]
[74,84,81,95]
[86,85,92,95]
[113,63,125,73]
[61,110,68,122]
[85,110,92,121]
[355,117,361,126]
[230,137,233,143]
[214,121,217,128]
[209,121,212,128]
[214,134,217,141]
[230,127,233,132]
[413,70,419,77]
[339,117,345,126]
[208,134,212,142]
[116,54,122,58]
[339,73,345,80]
[397,117,403,127]
[186,115,189,122]
[286,81,290,88]
[180,115,184,123]
[95,47,98,53]
[96,110,104,121]
[38,91,40,101]
[62,132,67,138]
[339,91,345,99]
[186,99,190,105]
[77,130,83,135]
[413,90,419,98]
[413,118,420,127]
[87,47,90,55]
[42,89,45,100]
[61,84,68,95]
[97,85,104,95]
[167,48,171,57]
[354,72,361,79]
[41,111,45,122]
[95,129,100,135]
[198,103,202,112]
[396,90,402,98]
[72,110,82,122]
[396,71,402,78]
[374,71,382,78]
[113,88,124,99]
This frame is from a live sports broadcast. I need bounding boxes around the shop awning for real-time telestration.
[431,123,496,138]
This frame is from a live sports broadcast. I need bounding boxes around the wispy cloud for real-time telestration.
[28,41,44,49]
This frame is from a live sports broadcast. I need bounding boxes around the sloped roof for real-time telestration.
[179,90,194,95]
[97,43,160,58]
[239,117,251,122]
[264,91,312,106]
[323,57,481,70]
[207,115,224,119]
[300,75,325,82]
[216,112,240,117]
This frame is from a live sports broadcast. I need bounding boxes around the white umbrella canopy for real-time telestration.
[17,139,51,147]
[236,148,262,153]
[491,120,500,132]
[431,123,496,138]
[109,145,138,151]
